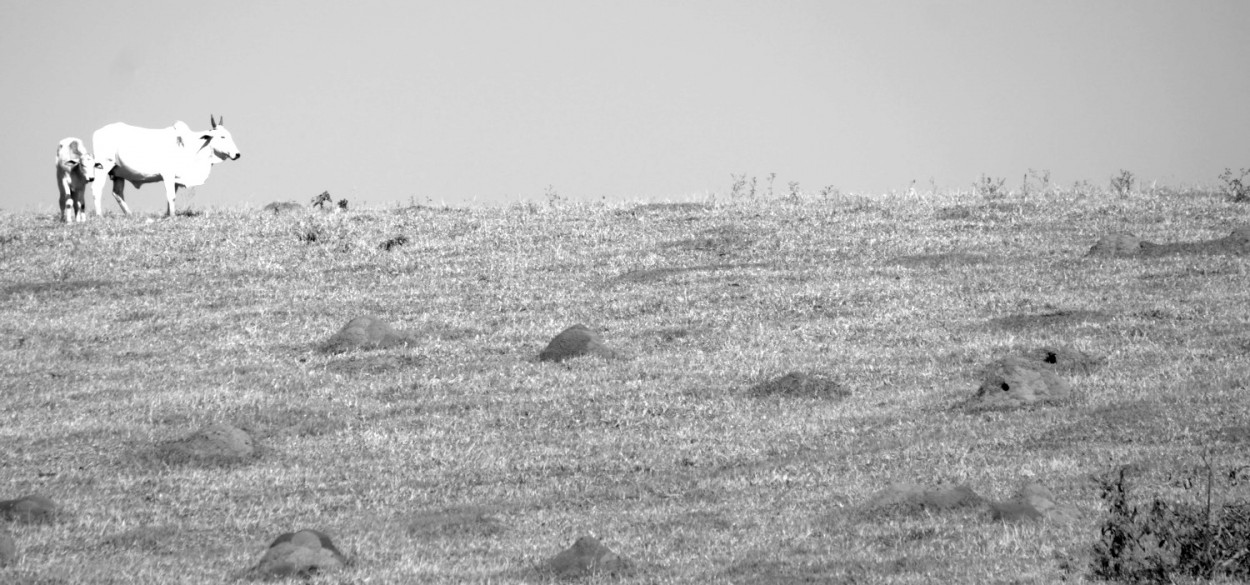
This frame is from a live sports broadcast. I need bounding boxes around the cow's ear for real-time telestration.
[65,159,79,168]
[94,162,104,169]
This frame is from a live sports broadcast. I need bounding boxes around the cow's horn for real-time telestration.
[210,114,217,129]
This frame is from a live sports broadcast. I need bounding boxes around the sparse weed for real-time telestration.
[729,173,760,200]
[544,184,564,206]
[1111,170,1136,197]
[1218,167,1250,202]
[1073,179,1096,197]
[1024,168,1052,196]
[786,181,802,203]
[729,173,748,199]
[974,174,1007,198]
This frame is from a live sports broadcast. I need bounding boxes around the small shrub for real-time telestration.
[311,191,332,209]
[785,181,802,203]
[819,185,840,200]
[1090,463,1250,583]
[337,198,349,211]
[1024,168,1051,196]
[729,173,748,199]
[729,174,760,200]
[297,223,325,243]
[974,174,1007,198]
[544,185,564,206]
[380,235,408,251]
[1218,168,1250,202]
[1110,170,1136,197]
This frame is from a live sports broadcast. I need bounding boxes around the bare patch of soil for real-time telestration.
[0,279,113,301]
[861,483,987,515]
[892,252,991,268]
[991,309,1111,329]
[101,526,181,555]
[407,506,505,538]
[748,371,850,400]
[609,262,768,285]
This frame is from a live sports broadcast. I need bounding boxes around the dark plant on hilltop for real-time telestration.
[1218,167,1250,202]
[311,191,332,209]
[1110,170,1136,197]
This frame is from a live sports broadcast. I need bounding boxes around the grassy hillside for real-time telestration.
[1,189,1248,583]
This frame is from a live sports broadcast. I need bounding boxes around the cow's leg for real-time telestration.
[111,178,132,215]
[91,164,110,216]
[163,179,177,218]
[58,177,73,223]
[73,188,88,222]
[60,191,73,223]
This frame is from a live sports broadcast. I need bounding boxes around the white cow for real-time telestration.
[55,137,101,223]
[91,115,241,218]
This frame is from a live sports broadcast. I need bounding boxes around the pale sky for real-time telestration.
[4,1,1249,212]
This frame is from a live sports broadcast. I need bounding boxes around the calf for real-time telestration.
[55,137,100,222]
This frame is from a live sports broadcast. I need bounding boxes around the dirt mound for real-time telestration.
[156,423,255,465]
[544,535,634,578]
[262,201,303,215]
[861,483,986,515]
[251,529,348,578]
[1088,233,1151,256]
[538,324,618,362]
[101,526,181,554]
[1089,228,1250,257]
[0,494,58,523]
[964,357,1072,410]
[407,506,505,538]
[319,315,417,353]
[749,371,850,400]
[988,482,1077,523]
[859,481,1074,523]
[1024,346,1104,374]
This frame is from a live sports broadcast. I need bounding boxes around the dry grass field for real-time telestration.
[1,188,1248,583]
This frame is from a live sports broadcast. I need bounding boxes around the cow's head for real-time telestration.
[62,153,100,183]
[202,114,241,164]
[77,153,100,183]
